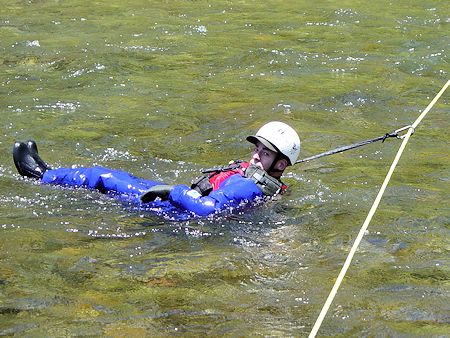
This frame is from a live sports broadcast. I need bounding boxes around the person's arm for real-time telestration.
[169,175,263,216]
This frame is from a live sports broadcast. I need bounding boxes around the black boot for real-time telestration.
[26,140,49,171]
[13,141,49,179]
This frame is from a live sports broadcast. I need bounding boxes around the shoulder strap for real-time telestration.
[200,160,244,174]
[191,160,246,196]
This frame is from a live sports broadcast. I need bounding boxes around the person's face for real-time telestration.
[249,140,278,171]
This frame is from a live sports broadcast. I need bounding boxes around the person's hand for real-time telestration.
[140,185,174,203]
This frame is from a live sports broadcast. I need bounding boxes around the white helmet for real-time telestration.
[246,121,300,165]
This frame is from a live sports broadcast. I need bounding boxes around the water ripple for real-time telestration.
[35,101,80,112]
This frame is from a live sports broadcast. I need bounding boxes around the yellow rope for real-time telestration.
[309,79,450,338]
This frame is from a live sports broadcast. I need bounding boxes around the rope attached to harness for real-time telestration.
[295,125,412,165]
[308,79,450,338]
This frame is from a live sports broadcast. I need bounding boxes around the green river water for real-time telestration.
[0,0,449,336]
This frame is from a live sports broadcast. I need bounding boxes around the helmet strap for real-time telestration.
[267,153,284,178]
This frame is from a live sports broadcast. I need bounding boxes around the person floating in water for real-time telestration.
[13,121,300,219]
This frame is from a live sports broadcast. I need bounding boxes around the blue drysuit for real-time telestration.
[41,166,264,219]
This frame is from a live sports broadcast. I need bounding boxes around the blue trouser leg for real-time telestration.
[42,167,162,199]
[40,166,198,220]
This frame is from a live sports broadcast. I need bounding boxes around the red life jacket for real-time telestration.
[209,161,249,191]
[191,161,287,196]
[191,161,248,196]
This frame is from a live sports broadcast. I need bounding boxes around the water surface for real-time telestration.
[1,0,449,336]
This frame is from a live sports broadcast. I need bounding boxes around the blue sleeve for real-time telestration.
[168,174,263,216]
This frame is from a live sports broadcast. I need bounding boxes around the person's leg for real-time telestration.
[42,167,162,197]
[13,140,163,199]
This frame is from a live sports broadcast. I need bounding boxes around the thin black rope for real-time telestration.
[295,130,402,165]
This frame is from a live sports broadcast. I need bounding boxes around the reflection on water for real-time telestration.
[1,0,449,336]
